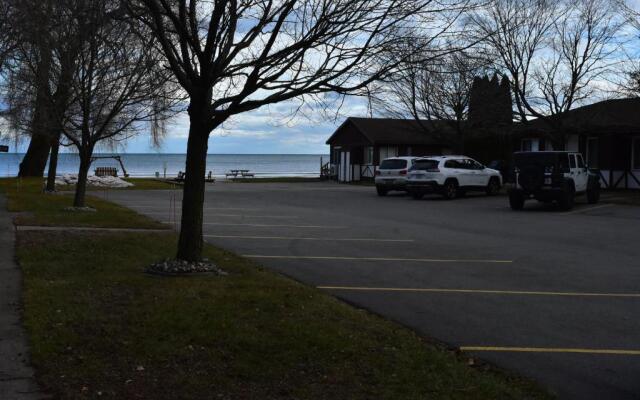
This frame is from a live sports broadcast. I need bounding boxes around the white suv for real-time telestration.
[406,156,502,200]
[375,157,419,196]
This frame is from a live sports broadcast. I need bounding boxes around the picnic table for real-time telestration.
[225,169,254,178]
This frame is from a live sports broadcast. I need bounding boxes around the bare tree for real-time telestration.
[10,0,58,177]
[60,0,173,207]
[471,0,625,147]
[471,0,559,122]
[0,1,16,72]
[621,0,640,96]
[127,0,448,262]
[3,0,83,182]
[534,0,624,116]
[372,47,491,152]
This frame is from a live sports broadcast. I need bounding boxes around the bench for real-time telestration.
[95,167,118,177]
[225,171,238,178]
[241,171,254,178]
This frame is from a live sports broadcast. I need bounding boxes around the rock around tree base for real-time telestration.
[146,259,227,277]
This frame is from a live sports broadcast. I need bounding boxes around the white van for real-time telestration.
[374,157,419,196]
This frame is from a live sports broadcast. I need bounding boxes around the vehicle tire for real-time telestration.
[587,185,600,204]
[376,186,388,196]
[486,177,501,196]
[558,187,575,211]
[442,180,458,200]
[411,191,424,200]
[509,191,525,210]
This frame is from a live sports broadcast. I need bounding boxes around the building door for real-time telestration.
[338,151,352,183]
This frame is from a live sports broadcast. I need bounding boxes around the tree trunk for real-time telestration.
[19,133,51,177]
[176,116,210,262]
[73,153,91,208]
[45,133,60,192]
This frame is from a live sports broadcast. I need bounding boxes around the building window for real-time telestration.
[633,137,640,170]
[521,139,533,152]
[363,146,374,165]
[587,137,598,168]
[379,146,398,161]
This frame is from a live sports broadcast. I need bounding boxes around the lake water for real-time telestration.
[0,153,329,178]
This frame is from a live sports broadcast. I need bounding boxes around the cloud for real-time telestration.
[152,94,370,154]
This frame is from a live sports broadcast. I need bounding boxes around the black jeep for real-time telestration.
[508,151,600,211]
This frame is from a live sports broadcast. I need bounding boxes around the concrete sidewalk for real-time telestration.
[0,195,45,399]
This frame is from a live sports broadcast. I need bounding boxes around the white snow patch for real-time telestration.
[54,174,134,188]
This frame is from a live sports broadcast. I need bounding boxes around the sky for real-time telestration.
[120,96,370,155]
[4,94,369,155]
[3,0,640,155]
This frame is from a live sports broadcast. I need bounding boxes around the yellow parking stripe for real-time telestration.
[244,255,511,263]
[460,346,640,356]
[563,204,614,215]
[317,286,640,298]
[208,235,412,242]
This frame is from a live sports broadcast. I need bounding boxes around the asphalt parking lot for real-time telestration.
[99,182,640,399]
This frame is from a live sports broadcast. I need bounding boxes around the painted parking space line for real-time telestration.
[207,235,413,242]
[164,222,347,229]
[244,255,512,263]
[317,286,640,298]
[460,346,640,356]
[562,204,614,215]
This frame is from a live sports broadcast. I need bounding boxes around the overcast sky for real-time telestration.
[120,95,369,155]
[5,0,640,155]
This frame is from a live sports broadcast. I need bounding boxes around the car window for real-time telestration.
[576,154,585,168]
[411,160,439,171]
[444,160,458,168]
[569,155,577,169]
[457,159,473,170]
[379,159,407,170]
[470,160,484,170]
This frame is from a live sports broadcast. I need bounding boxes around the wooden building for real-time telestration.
[325,117,453,182]
[514,98,640,189]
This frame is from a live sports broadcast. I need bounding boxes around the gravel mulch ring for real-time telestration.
[63,206,97,212]
[146,259,227,277]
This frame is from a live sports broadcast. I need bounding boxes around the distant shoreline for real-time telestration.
[0,153,330,178]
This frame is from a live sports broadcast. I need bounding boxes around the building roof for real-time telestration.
[326,117,455,146]
[514,98,640,135]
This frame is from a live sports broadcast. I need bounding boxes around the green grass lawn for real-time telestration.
[18,231,551,400]
[0,178,166,229]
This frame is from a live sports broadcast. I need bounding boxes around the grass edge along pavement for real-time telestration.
[0,178,168,229]
[3,179,553,399]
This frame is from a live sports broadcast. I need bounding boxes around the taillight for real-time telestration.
[399,170,407,175]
